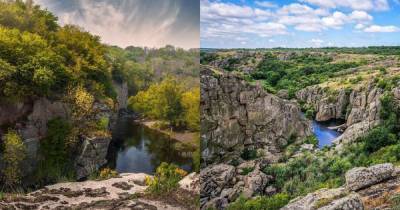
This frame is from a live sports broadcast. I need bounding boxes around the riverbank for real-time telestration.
[134,119,199,149]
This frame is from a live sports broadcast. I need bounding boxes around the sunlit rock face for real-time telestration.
[200,66,311,166]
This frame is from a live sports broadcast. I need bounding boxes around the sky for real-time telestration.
[201,0,400,48]
[35,0,199,49]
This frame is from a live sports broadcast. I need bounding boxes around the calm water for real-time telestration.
[106,117,193,174]
[312,120,343,148]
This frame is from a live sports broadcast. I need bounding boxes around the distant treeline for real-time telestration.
[201,46,400,55]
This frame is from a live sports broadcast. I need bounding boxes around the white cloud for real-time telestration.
[363,25,400,32]
[278,3,328,16]
[201,0,286,38]
[322,11,347,28]
[349,11,373,22]
[255,1,278,8]
[355,23,366,29]
[301,0,389,11]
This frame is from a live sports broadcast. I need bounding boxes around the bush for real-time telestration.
[36,118,74,183]
[304,135,318,146]
[228,193,289,210]
[240,167,255,175]
[98,168,118,180]
[2,131,26,188]
[145,162,187,195]
[304,108,315,119]
[241,148,258,160]
[97,117,109,131]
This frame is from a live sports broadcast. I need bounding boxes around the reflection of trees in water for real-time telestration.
[142,126,193,170]
[106,117,193,172]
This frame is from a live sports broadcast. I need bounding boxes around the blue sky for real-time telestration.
[36,0,199,49]
[201,0,400,48]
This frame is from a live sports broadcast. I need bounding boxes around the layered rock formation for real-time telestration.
[201,66,312,165]
[200,65,312,209]
[296,83,384,146]
[282,163,400,210]
[0,172,200,210]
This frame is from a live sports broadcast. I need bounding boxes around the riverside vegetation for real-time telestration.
[200,48,400,209]
[0,0,199,207]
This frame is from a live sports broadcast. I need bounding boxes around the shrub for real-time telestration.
[145,162,187,195]
[98,168,118,180]
[35,118,75,183]
[2,131,26,188]
[97,117,109,131]
[304,135,318,146]
[304,108,315,119]
[241,148,258,160]
[240,167,255,175]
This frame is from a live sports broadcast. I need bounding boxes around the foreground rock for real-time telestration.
[345,163,395,191]
[282,163,400,210]
[282,188,363,210]
[0,173,199,210]
[201,66,312,165]
[75,135,112,179]
[200,161,271,210]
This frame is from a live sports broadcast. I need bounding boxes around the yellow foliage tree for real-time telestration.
[181,88,200,131]
[2,130,26,188]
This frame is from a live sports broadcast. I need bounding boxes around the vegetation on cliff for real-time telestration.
[226,86,400,210]
[0,0,199,193]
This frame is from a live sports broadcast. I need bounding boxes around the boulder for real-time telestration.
[242,169,270,197]
[200,164,235,208]
[179,172,199,193]
[75,135,112,179]
[318,193,363,210]
[281,187,360,210]
[345,163,394,191]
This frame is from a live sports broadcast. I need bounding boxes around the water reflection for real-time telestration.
[106,117,193,174]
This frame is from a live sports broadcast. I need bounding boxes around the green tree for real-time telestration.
[129,77,185,127]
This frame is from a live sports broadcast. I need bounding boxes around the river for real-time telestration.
[106,116,194,174]
[312,120,344,148]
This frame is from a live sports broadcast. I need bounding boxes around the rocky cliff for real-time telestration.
[0,97,114,180]
[296,83,384,146]
[200,65,312,209]
[201,65,311,165]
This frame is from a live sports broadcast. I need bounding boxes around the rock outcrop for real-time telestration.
[112,81,129,110]
[75,135,112,179]
[296,83,383,146]
[282,187,363,210]
[0,172,200,210]
[0,97,116,180]
[200,160,272,209]
[282,163,400,210]
[201,66,311,165]
[345,163,394,191]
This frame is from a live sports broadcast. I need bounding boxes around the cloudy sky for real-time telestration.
[201,0,400,48]
[35,0,199,49]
